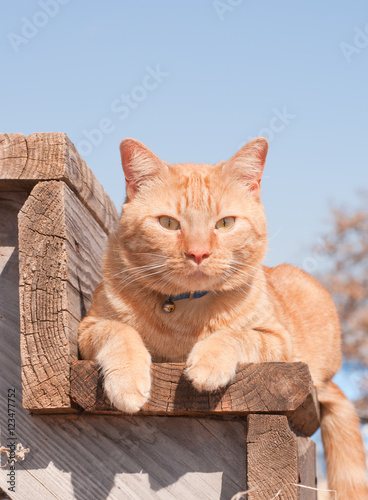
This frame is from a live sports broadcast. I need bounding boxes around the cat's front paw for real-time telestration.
[103,361,151,414]
[185,338,238,392]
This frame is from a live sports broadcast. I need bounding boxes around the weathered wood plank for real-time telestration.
[0,137,319,499]
[0,194,28,416]
[0,204,247,499]
[18,181,108,411]
[0,134,28,180]
[70,360,320,436]
[1,413,247,500]
[246,414,298,499]
[0,132,119,234]
[297,437,317,499]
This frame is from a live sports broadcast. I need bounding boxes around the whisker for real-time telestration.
[225,263,278,307]
[109,267,167,295]
[230,259,279,282]
[268,227,282,241]
[117,268,169,291]
[111,263,166,279]
[145,271,177,301]
[114,264,167,283]
[132,252,167,259]
[226,264,258,279]
[111,270,150,289]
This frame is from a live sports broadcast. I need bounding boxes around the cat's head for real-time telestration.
[115,138,268,295]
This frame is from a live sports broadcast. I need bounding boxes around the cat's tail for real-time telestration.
[318,380,368,499]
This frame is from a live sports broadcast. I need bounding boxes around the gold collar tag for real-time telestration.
[162,299,175,313]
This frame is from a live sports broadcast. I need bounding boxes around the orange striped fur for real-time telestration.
[79,138,368,498]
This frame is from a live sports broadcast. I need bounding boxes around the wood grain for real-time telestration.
[246,417,316,499]
[0,199,248,499]
[0,193,28,411]
[70,360,320,436]
[0,134,28,186]
[297,437,317,499]
[18,181,108,411]
[246,415,297,499]
[0,132,119,234]
[0,133,319,499]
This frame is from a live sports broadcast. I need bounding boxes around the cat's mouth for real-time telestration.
[191,268,206,277]
[184,266,225,290]
[185,262,229,283]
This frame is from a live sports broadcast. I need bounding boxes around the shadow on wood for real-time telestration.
[0,178,246,500]
[70,360,320,437]
[0,133,319,500]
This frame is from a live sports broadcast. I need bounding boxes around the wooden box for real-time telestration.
[0,133,318,499]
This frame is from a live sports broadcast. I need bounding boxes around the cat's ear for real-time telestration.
[120,138,166,198]
[223,137,268,196]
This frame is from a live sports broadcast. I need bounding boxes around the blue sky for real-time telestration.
[1,0,368,428]
[1,0,367,274]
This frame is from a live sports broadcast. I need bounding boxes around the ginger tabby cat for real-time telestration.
[79,137,368,498]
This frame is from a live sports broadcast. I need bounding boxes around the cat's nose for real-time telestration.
[187,249,211,265]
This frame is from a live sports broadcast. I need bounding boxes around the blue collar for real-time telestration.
[171,290,208,302]
[162,290,208,313]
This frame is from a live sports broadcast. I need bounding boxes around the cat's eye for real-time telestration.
[215,217,235,231]
[159,216,180,230]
